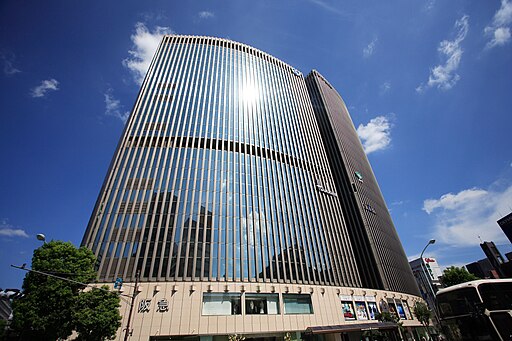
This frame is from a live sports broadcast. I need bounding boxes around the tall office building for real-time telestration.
[82,35,423,340]
[498,212,512,244]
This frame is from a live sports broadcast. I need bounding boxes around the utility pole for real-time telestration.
[123,270,140,341]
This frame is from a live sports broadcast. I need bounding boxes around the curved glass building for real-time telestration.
[82,35,424,340]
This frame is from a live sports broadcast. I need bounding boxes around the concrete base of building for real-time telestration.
[105,281,424,341]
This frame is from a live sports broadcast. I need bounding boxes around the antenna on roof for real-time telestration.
[478,235,483,243]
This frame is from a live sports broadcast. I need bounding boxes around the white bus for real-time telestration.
[436,279,512,340]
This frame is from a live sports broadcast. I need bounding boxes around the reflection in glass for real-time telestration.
[245,294,279,315]
[283,294,313,314]
[202,293,241,315]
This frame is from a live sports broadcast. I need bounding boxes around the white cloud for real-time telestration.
[105,90,129,123]
[0,228,29,238]
[493,0,512,26]
[484,0,512,48]
[485,0,512,49]
[363,38,377,58]
[423,184,512,247]
[31,78,59,98]
[380,81,391,95]
[123,22,173,84]
[416,15,469,92]
[1,51,21,75]
[0,219,29,238]
[423,188,487,214]
[356,115,393,154]
[487,26,511,48]
[198,11,214,19]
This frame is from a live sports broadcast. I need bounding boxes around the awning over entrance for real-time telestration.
[306,322,398,334]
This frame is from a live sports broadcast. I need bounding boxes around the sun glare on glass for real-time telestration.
[240,84,259,104]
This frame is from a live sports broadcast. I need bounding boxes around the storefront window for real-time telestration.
[245,294,279,315]
[283,294,313,314]
[202,293,242,315]
[341,301,356,320]
[367,302,379,320]
[355,301,368,320]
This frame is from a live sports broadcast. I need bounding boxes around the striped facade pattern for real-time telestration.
[82,35,363,288]
[306,70,419,295]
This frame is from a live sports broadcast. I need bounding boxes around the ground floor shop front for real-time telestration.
[112,281,425,341]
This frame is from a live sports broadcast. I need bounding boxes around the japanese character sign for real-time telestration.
[157,298,169,312]
[138,299,151,313]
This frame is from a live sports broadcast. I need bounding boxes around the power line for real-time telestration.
[10,264,132,299]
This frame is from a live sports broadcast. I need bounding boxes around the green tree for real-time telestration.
[0,319,7,340]
[413,302,432,327]
[12,241,121,341]
[441,266,479,287]
[413,302,432,339]
[376,311,399,323]
[73,286,121,341]
[375,311,404,340]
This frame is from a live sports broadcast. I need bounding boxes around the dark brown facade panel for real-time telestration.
[305,70,419,296]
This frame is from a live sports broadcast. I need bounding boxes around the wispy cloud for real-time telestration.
[424,0,436,12]
[31,78,59,98]
[105,89,129,123]
[0,219,29,238]
[363,38,377,58]
[307,0,347,16]
[484,0,512,49]
[391,200,408,206]
[140,11,168,23]
[356,115,393,154]
[416,15,469,92]
[380,81,391,95]
[123,22,173,84]
[1,51,21,75]
[198,11,214,19]
[423,184,512,247]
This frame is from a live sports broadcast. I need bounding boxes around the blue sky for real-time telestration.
[1,0,512,289]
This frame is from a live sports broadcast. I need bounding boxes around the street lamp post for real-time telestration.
[36,234,46,243]
[419,239,439,333]
[420,239,436,297]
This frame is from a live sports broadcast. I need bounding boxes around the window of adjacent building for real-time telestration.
[341,301,356,320]
[283,294,313,314]
[202,293,241,316]
[245,294,280,315]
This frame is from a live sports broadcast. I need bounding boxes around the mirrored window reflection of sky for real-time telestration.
[1,0,511,288]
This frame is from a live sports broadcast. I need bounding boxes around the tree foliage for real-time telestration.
[73,286,121,341]
[12,241,121,341]
[413,302,432,327]
[376,311,399,323]
[441,266,479,287]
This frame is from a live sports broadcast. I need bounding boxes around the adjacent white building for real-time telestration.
[409,257,443,322]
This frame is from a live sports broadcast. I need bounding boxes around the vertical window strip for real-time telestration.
[152,35,182,280]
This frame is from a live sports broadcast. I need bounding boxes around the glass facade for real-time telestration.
[81,36,362,288]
